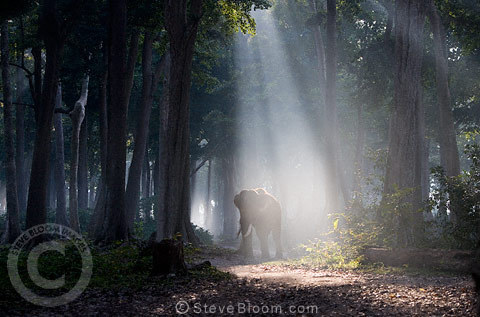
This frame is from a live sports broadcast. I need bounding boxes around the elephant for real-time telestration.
[233,188,283,259]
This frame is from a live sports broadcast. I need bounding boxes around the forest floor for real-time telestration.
[1,246,477,316]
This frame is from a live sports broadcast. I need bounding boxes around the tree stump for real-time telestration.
[152,239,187,276]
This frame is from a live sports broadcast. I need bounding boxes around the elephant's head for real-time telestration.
[233,189,268,238]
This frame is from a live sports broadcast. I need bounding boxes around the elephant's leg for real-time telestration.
[241,232,254,258]
[256,229,270,259]
[273,225,283,259]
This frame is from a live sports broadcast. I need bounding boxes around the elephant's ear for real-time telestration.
[234,194,241,209]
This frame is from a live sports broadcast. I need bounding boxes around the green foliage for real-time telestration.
[0,241,86,307]
[429,144,480,249]
[300,239,361,269]
[0,241,232,309]
[217,0,270,35]
[90,243,152,288]
[134,196,157,240]
[192,224,214,245]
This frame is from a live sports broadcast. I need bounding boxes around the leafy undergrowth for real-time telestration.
[260,243,468,279]
[0,242,230,310]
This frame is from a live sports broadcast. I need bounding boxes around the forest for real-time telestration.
[0,0,480,315]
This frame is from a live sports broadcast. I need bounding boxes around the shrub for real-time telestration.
[429,144,480,249]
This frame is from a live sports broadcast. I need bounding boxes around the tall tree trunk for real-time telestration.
[31,46,42,111]
[101,0,129,242]
[68,76,88,232]
[48,152,57,210]
[352,104,365,200]
[383,0,426,246]
[309,0,326,98]
[1,22,21,243]
[15,52,27,217]
[78,117,88,210]
[157,0,203,243]
[89,62,108,239]
[222,156,236,240]
[125,33,167,233]
[54,85,68,225]
[427,1,459,178]
[156,57,169,240]
[25,0,66,229]
[142,148,150,199]
[324,0,339,212]
[205,159,212,230]
[125,30,140,111]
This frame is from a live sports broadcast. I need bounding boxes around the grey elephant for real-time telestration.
[233,188,283,259]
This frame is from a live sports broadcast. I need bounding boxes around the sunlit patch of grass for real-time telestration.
[296,240,363,269]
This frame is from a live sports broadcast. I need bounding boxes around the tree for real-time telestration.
[101,0,129,242]
[383,0,427,246]
[324,0,339,212]
[427,0,460,178]
[78,118,88,210]
[89,60,108,240]
[125,33,167,233]
[15,41,27,216]
[308,0,326,99]
[67,76,88,232]
[156,0,204,242]
[1,21,21,243]
[25,0,72,229]
[53,85,68,225]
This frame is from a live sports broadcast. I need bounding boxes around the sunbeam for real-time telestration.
[234,9,329,246]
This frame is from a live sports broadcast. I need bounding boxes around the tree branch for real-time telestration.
[9,62,33,77]
[0,100,35,108]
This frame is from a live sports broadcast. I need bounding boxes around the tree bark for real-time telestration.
[78,116,88,210]
[25,0,66,229]
[15,52,27,216]
[324,0,339,212]
[309,0,326,98]
[157,0,203,243]
[125,33,167,233]
[427,1,460,179]
[89,61,108,240]
[1,22,21,243]
[31,46,42,112]
[68,76,88,232]
[125,30,140,111]
[101,0,129,242]
[47,156,56,210]
[151,239,187,276]
[53,85,68,225]
[142,148,150,199]
[383,0,427,246]
[352,104,365,199]
[222,155,236,240]
[205,159,212,230]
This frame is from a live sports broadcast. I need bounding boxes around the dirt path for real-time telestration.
[207,250,477,316]
[2,248,478,316]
